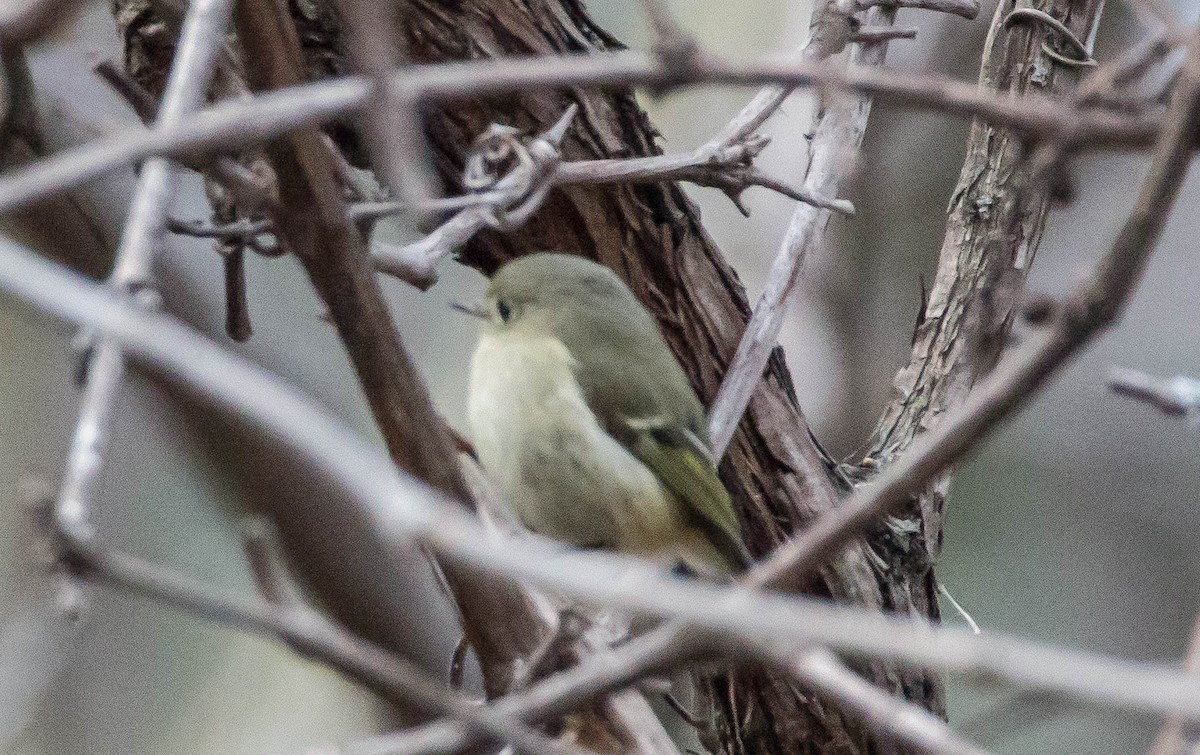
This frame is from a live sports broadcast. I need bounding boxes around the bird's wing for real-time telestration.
[557,309,749,573]
[624,418,750,573]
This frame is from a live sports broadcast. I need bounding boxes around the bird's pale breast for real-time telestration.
[467,331,681,556]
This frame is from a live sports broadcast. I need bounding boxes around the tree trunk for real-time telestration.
[867,0,1107,608]
[400,2,918,753]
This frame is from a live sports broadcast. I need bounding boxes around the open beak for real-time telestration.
[450,301,490,320]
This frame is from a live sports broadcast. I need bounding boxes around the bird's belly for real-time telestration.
[467,335,680,555]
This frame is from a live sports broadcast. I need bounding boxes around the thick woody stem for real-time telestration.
[231,0,550,702]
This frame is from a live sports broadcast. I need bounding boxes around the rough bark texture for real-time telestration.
[866,0,1107,580]
[400,3,915,753]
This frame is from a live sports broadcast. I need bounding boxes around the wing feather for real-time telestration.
[549,285,749,573]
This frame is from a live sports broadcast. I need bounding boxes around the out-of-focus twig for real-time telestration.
[0,44,1167,216]
[637,0,698,71]
[8,237,1200,738]
[45,521,580,755]
[1020,28,1178,202]
[336,0,436,206]
[1109,367,1200,416]
[707,0,903,456]
[92,57,279,217]
[55,0,234,558]
[1148,613,1200,755]
[767,646,991,755]
[0,0,87,47]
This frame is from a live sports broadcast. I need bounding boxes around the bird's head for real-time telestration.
[456,252,636,338]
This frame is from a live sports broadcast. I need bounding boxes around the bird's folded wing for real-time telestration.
[626,420,750,572]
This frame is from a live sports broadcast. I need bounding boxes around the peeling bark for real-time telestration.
[868,0,1107,585]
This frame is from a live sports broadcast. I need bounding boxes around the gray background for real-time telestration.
[1,0,1198,752]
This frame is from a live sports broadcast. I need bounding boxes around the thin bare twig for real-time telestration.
[855,0,978,17]
[50,527,580,755]
[0,46,1162,216]
[1109,367,1200,416]
[707,0,901,455]
[371,108,576,289]
[555,139,855,215]
[166,215,273,240]
[851,26,920,44]
[56,0,234,549]
[220,243,252,340]
[1148,614,1200,755]
[92,58,160,122]
[373,44,863,289]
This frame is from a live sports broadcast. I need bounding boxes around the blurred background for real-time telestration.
[1,0,1199,753]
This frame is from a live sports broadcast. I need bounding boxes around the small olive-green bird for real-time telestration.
[464,252,749,577]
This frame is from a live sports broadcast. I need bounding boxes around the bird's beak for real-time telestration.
[450,301,490,320]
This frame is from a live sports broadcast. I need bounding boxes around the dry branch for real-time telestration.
[706,0,901,456]
[870,0,1108,472]
[229,0,554,706]
[49,526,578,755]
[1109,367,1200,416]
[8,235,1200,740]
[0,44,1166,215]
[4,1,1191,754]
[56,0,233,573]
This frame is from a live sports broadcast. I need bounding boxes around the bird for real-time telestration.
[461,252,750,578]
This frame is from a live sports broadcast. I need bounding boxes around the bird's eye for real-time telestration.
[496,299,512,322]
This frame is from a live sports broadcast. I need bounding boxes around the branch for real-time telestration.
[47,525,579,755]
[1148,613,1200,755]
[751,28,1200,594]
[855,0,979,17]
[1108,367,1200,416]
[0,46,1163,215]
[56,0,233,549]
[371,108,574,288]
[554,139,855,214]
[707,0,902,456]
[9,237,1200,748]
[767,647,990,755]
[371,106,851,289]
